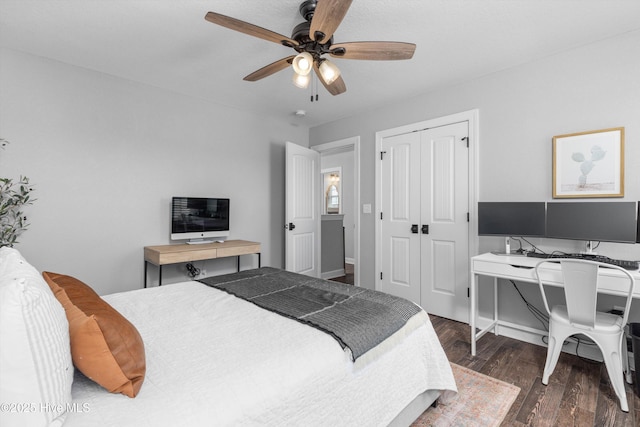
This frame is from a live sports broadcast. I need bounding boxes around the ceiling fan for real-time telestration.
[204,0,416,96]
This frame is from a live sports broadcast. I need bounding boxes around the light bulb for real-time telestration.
[292,71,310,89]
[292,52,313,76]
[318,59,340,85]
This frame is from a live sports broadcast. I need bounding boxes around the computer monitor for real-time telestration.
[171,197,230,243]
[478,202,546,237]
[546,201,637,244]
[478,202,546,254]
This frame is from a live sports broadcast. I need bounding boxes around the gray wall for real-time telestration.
[309,30,640,324]
[0,48,309,295]
[321,215,345,277]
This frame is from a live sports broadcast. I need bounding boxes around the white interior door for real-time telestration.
[285,142,320,277]
[379,132,421,303]
[420,122,469,322]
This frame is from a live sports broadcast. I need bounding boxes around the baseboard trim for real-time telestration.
[476,316,606,363]
[321,269,345,280]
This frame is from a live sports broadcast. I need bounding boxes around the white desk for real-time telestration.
[469,252,640,355]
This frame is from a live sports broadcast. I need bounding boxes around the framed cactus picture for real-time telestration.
[552,127,624,198]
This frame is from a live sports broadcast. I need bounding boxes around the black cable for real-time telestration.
[515,236,578,258]
[511,281,549,331]
[519,236,543,254]
[509,280,598,362]
[186,263,200,278]
[510,237,524,253]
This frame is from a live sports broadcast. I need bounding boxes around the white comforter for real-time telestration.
[64,281,456,426]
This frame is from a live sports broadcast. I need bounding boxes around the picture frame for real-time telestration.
[552,127,624,198]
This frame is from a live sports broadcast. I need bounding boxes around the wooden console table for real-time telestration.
[144,240,261,287]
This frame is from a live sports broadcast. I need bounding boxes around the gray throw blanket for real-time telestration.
[198,267,422,361]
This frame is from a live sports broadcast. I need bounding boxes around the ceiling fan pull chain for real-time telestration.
[310,73,317,102]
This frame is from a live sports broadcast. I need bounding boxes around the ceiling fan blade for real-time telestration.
[309,0,353,44]
[243,56,295,81]
[314,63,346,96]
[205,12,298,47]
[330,42,416,60]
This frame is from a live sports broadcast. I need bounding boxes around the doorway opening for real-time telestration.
[314,136,361,287]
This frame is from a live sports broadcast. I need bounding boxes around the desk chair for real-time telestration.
[534,259,635,412]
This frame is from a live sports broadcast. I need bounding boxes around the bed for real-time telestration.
[0,248,456,427]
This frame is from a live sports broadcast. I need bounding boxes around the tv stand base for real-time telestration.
[143,240,261,287]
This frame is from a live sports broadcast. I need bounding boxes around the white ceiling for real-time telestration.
[2,1,640,127]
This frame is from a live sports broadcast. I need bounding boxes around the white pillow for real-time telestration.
[0,247,74,427]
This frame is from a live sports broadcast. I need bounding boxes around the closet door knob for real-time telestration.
[422,225,429,234]
[411,224,419,233]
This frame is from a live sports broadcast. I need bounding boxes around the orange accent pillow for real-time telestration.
[42,272,145,398]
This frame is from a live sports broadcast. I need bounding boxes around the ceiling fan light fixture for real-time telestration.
[292,52,313,76]
[318,59,341,85]
[205,1,415,97]
[292,71,311,88]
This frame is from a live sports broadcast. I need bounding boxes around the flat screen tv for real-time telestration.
[546,201,637,244]
[171,197,230,244]
[477,202,546,237]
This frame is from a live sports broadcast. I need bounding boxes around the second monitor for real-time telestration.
[546,201,637,244]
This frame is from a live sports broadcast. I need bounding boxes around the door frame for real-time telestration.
[313,136,361,287]
[374,110,479,296]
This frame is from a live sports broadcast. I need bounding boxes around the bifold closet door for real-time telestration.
[379,122,469,323]
[379,131,422,303]
[419,122,469,322]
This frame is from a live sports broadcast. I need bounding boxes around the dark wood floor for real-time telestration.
[328,262,354,285]
[328,269,639,424]
[430,315,639,426]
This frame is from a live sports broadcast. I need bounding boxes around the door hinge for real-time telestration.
[467,212,470,222]
[380,151,387,160]
[380,272,383,280]
[467,287,470,298]
[462,136,469,148]
[380,212,383,220]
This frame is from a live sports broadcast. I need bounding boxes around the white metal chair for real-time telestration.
[534,259,635,412]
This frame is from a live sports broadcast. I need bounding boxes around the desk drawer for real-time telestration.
[473,259,537,282]
[217,244,261,258]
[473,259,565,285]
[144,247,218,265]
[159,248,218,264]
